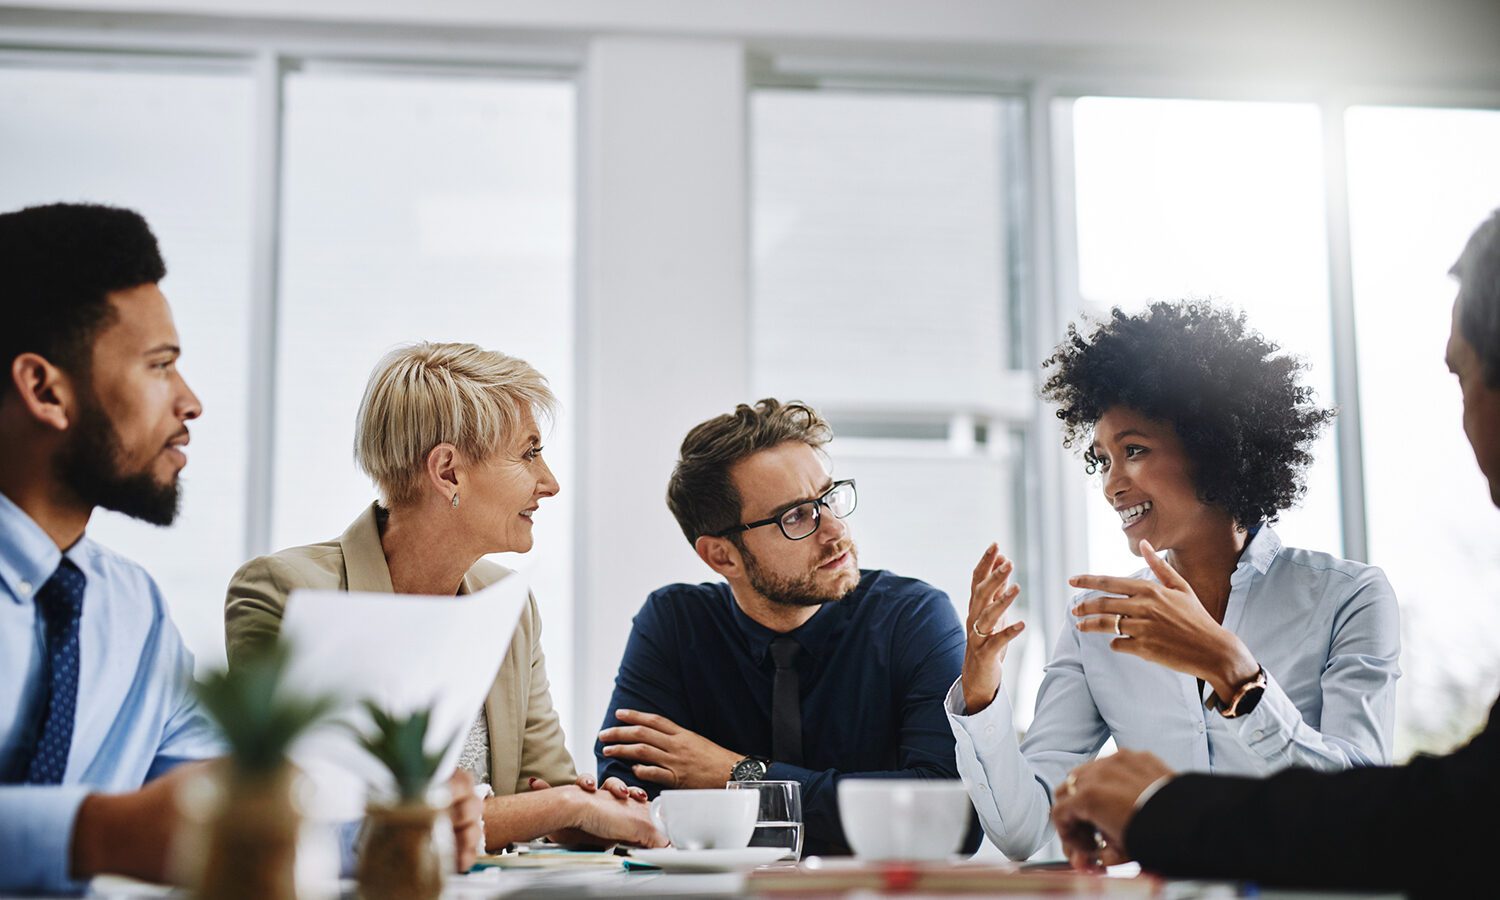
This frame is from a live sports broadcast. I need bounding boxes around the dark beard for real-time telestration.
[56,389,181,526]
[741,541,860,608]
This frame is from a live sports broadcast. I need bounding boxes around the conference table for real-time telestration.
[82,862,1406,899]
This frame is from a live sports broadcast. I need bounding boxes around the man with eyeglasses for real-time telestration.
[595,399,980,856]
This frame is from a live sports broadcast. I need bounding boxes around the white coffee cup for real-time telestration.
[649,789,758,850]
[837,779,971,861]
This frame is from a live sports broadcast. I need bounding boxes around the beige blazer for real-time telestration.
[223,502,576,796]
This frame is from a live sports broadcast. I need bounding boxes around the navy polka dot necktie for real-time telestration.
[21,558,86,785]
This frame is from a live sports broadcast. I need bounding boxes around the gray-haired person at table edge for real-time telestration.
[951,301,1400,859]
[595,399,981,857]
[225,342,664,850]
[0,204,481,894]
[1049,209,1500,899]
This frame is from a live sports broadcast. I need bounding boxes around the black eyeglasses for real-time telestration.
[713,479,858,541]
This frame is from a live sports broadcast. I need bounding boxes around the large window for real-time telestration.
[0,62,255,670]
[752,87,1036,702]
[1065,96,1342,579]
[1346,105,1500,755]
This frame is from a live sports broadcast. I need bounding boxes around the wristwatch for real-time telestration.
[1206,666,1268,718]
[731,756,769,782]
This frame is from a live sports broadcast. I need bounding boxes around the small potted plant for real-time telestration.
[355,702,455,900]
[191,644,336,900]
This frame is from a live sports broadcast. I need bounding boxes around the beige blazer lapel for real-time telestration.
[339,503,396,594]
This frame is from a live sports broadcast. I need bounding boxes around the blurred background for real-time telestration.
[3,0,1499,778]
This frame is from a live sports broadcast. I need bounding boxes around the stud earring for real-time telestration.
[451,494,460,509]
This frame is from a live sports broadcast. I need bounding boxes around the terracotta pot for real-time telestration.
[196,763,300,900]
[356,801,443,900]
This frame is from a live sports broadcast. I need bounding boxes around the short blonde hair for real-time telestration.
[354,342,555,507]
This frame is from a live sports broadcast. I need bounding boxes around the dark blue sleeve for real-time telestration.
[765,585,983,854]
[594,596,692,793]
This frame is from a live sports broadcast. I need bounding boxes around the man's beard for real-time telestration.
[741,540,860,608]
[56,389,182,527]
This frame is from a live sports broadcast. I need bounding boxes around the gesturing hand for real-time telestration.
[598,709,742,789]
[1050,750,1174,872]
[1069,539,1259,703]
[962,543,1026,715]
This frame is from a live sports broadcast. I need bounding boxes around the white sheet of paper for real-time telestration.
[278,572,529,820]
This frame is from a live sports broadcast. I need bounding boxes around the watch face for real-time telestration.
[732,758,766,782]
[1233,685,1267,717]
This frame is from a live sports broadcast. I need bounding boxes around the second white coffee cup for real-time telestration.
[837,779,971,861]
[649,789,759,850]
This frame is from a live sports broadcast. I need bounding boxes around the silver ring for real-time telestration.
[1112,614,1124,637]
[972,619,1001,638]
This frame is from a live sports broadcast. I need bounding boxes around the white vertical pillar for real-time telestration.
[244,50,287,563]
[572,36,749,766]
[1320,101,1369,564]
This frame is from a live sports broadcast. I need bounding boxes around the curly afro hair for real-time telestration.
[1040,300,1335,528]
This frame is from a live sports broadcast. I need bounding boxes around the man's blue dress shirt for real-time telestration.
[0,492,220,893]
[595,569,981,856]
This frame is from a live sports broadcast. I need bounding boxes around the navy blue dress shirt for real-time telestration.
[595,569,980,856]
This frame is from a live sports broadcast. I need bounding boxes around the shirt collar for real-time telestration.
[731,570,872,665]
[1235,523,1282,577]
[0,490,66,605]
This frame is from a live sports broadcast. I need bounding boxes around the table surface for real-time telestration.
[81,866,1407,900]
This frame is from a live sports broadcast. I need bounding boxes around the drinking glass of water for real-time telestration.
[725,780,803,860]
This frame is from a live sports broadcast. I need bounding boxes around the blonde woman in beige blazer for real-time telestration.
[225,342,663,851]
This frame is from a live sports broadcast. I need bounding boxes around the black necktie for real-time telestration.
[13,559,86,785]
[769,636,804,767]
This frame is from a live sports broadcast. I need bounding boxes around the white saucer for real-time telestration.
[629,846,789,872]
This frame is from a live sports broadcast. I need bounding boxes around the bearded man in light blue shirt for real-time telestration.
[0,203,219,893]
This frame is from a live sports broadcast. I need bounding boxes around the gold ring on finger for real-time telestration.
[972,619,1002,637]
[1112,614,1125,637]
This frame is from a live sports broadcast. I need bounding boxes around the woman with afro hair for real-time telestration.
[945,301,1401,861]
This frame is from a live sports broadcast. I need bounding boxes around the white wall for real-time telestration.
[8,1,1500,88]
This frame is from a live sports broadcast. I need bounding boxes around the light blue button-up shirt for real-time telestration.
[0,491,220,894]
[947,526,1401,860]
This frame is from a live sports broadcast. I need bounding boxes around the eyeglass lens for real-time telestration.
[778,482,856,540]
